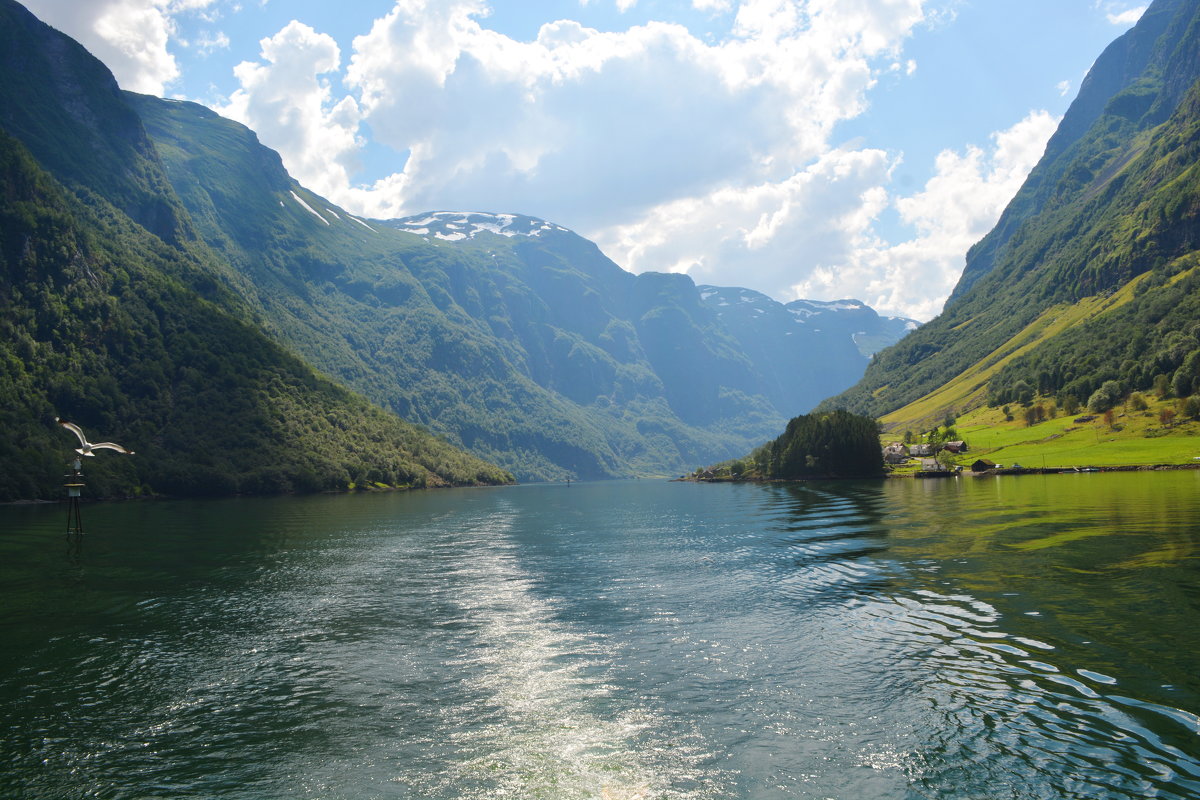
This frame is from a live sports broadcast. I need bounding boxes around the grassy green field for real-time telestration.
[886,396,1200,470]
[876,274,1155,434]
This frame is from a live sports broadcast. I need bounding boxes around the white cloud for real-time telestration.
[1057,79,1071,96]
[218,21,363,203]
[822,109,1060,320]
[1105,5,1146,26]
[321,0,925,223]
[692,0,733,11]
[21,0,181,93]
[187,29,231,56]
[592,147,895,298]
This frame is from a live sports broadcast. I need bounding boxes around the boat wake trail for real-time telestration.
[417,505,716,800]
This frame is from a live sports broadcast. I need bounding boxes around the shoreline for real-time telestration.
[900,461,1200,479]
[0,480,517,506]
[678,473,886,484]
[681,460,1200,484]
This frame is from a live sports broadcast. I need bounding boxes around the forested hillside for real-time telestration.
[0,132,511,500]
[0,0,511,500]
[820,0,1200,429]
[1,0,915,491]
[128,93,912,481]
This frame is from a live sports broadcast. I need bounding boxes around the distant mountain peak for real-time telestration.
[696,285,774,307]
[385,211,570,241]
[696,285,918,358]
[789,298,867,312]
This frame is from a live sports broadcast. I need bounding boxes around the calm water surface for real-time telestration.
[1,473,1198,799]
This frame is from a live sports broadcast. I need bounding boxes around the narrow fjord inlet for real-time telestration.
[2,475,1197,798]
[5,0,1200,797]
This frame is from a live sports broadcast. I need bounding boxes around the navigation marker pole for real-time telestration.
[54,417,135,541]
[64,458,85,539]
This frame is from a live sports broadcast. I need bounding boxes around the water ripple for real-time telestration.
[2,478,1199,799]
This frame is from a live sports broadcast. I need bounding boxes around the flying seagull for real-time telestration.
[56,417,134,456]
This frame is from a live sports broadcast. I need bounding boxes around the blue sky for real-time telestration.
[23,0,1147,319]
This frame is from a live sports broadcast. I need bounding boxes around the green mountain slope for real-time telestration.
[820,0,1200,430]
[951,0,1200,300]
[0,132,512,500]
[128,95,733,479]
[0,0,511,500]
[128,94,913,480]
[0,0,189,245]
[2,0,914,487]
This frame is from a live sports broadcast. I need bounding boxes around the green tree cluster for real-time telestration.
[1087,380,1125,412]
[751,410,883,479]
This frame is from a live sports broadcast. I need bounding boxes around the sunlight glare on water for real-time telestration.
[1,473,1198,799]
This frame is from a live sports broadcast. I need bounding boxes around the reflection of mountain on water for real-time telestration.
[748,476,1200,799]
[3,476,1198,798]
[756,482,894,609]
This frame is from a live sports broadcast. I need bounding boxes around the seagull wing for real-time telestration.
[56,418,89,447]
[90,442,134,455]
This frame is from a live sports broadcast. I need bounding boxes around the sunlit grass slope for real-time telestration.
[878,272,1158,433]
[821,3,1200,427]
[894,398,1200,471]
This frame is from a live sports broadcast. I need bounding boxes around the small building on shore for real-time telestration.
[883,443,909,464]
[971,458,997,472]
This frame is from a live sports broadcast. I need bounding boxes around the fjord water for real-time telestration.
[2,474,1198,799]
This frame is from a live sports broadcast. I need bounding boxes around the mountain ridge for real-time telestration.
[0,0,514,500]
[128,89,914,480]
[951,0,1200,300]
[820,0,1200,433]
[0,0,916,492]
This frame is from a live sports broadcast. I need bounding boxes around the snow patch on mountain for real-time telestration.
[289,190,329,225]
[696,285,779,309]
[789,298,867,313]
[695,284,920,358]
[386,211,569,241]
